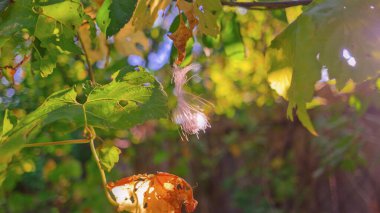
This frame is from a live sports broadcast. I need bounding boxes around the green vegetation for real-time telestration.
[0,0,379,212]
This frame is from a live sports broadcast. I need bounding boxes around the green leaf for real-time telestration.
[0,0,85,77]
[31,53,57,77]
[31,37,58,77]
[96,0,111,34]
[107,0,137,36]
[0,0,38,43]
[31,3,83,77]
[221,13,245,59]
[98,145,121,172]
[0,69,168,185]
[96,0,138,37]
[169,14,185,34]
[0,37,16,67]
[40,0,84,30]
[267,0,380,134]
[35,15,81,54]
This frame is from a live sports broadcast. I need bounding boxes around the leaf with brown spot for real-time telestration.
[108,172,198,213]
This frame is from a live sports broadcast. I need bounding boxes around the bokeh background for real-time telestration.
[1,2,380,213]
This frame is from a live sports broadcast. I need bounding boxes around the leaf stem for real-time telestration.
[23,139,90,147]
[221,0,313,10]
[77,33,96,85]
[88,127,118,207]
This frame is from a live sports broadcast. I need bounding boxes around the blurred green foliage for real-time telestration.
[1,0,380,213]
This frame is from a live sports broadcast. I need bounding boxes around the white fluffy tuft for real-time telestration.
[172,64,211,140]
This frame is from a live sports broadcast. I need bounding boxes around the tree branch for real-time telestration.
[0,54,30,81]
[23,139,90,147]
[221,0,313,10]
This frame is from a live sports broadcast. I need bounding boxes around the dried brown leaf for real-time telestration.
[108,172,198,213]
[168,17,193,65]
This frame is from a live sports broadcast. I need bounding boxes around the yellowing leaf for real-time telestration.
[288,103,318,136]
[285,6,303,24]
[268,68,292,99]
[1,109,16,138]
[193,0,222,37]
[40,0,84,30]
[267,0,380,135]
[349,95,362,112]
[131,0,171,31]
[306,97,327,109]
[78,24,108,65]
[114,24,150,57]
[339,79,356,94]
[98,145,121,172]
[173,0,222,37]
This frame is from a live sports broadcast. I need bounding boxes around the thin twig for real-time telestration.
[104,42,111,69]
[0,54,31,81]
[88,127,118,206]
[77,33,96,85]
[0,54,31,71]
[23,139,90,147]
[221,0,313,10]
[329,175,339,213]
